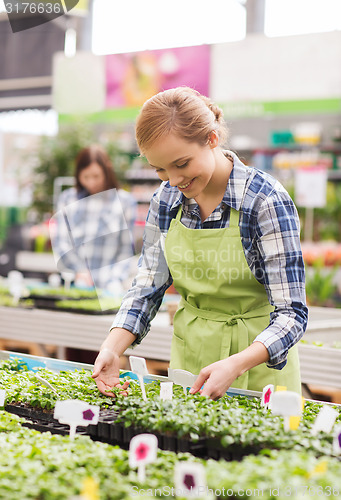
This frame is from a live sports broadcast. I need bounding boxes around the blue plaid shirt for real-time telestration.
[51,187,137,292]
[112,151,308,369]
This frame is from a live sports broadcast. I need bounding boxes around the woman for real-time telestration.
[51,144,136,294]
[92,88,308,399]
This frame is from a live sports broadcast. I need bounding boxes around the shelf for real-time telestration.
[125,170,161,182]
[238,144,341,153]
[327,170,341,181]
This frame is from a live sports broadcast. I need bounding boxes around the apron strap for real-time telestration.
[175,205,183,221]
[229,207,240,228]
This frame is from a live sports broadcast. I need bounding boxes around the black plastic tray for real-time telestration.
[4,403,258,460]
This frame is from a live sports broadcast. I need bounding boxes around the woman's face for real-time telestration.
[144,133,217,199]
[78,162,106,194]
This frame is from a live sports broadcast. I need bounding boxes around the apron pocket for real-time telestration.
[170,331,185,370]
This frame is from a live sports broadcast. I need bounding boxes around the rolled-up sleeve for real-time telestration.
[252,188,308,369]
[111,186,172,344]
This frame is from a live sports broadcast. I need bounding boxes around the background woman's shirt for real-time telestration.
[51,187,136,292]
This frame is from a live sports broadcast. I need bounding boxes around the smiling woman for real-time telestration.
[92,86,308,401]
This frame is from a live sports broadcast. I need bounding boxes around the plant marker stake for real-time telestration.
[160,381,173,401]
[61,270,75,290]
[34,374,60,397]
[276,385,287,392]
[169,369,197,397]
[308,460,328,478]
[54,400,99,440]
[333,425,341,455]
[311,405,338,436]
[174,462,208,499]
[137,374,147,402]
[48,273,61,288]
[0,389,6,407]
[271,391,302,432]
[8,270,24,305]
[261,384,274,410]
[80,477,99,500]
[129,433,158,483]
[129,356,149,402]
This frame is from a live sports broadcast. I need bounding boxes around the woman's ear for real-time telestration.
[208,130,219,149]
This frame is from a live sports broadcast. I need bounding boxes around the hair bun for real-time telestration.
[209,103,223,123]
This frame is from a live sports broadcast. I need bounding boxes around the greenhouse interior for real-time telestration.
[0,0,341,498]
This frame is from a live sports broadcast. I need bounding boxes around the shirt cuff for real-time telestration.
[110,310,149,345]
[253,328,291,369]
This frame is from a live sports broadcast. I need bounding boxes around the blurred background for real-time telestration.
[0,0,341,306]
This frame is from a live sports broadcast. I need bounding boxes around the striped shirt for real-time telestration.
[112,151,308,369]
[51,187,136,292]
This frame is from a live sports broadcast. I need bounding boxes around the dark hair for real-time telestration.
[75,145,120,192]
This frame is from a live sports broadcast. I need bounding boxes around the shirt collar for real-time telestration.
[169,149,248,213]
[221,150,247,212]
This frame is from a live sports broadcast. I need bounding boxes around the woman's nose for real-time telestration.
[169,174,183,187]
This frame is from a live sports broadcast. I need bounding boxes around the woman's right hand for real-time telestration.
[92,348,129,397]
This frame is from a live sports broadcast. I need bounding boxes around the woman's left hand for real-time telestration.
[188,342,269,399]
[189,357,240,400]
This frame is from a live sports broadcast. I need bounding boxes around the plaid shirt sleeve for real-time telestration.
[251,186,308,369]
[111,185,172,343]
[50,189,86,273]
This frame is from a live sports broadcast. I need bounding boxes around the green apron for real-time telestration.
[164,205,301,394]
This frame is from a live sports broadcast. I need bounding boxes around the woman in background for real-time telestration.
[51,144,136,363]
[52,144,136,293]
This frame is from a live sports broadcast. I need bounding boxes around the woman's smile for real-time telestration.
[178,178,195,191]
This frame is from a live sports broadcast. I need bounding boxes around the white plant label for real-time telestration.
[0,390,6,407]
[129,433,158,482]
[333,425,341,455]
[169,369,197,396]
[174,462,207,498]
[61,270,75,290]
[160,381,173,401]
[54,400,99,440]
[311,405,338,436]
[261,384,274,409]
[129,356,148,376]
[271,391,302,417]
[129,356,148,401]
[48,273,61,288]
[271,391,302,431]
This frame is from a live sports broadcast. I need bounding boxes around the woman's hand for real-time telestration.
[92,348,129,397]
[189,342,269,400]
[189,357,240,400]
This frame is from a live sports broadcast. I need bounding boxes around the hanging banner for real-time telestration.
[294,167,328,208]
[106,45,210,108]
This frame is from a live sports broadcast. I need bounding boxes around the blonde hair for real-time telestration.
[135,86,228,154]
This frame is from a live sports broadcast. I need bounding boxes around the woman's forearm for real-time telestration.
[230,341,270,378]
[100,328,137,357]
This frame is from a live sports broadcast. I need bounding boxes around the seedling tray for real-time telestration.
[206,437,262,461]
[1,350,264,460]
[22,418,88,436]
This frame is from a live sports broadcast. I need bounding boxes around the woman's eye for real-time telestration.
[176,162,188,169]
